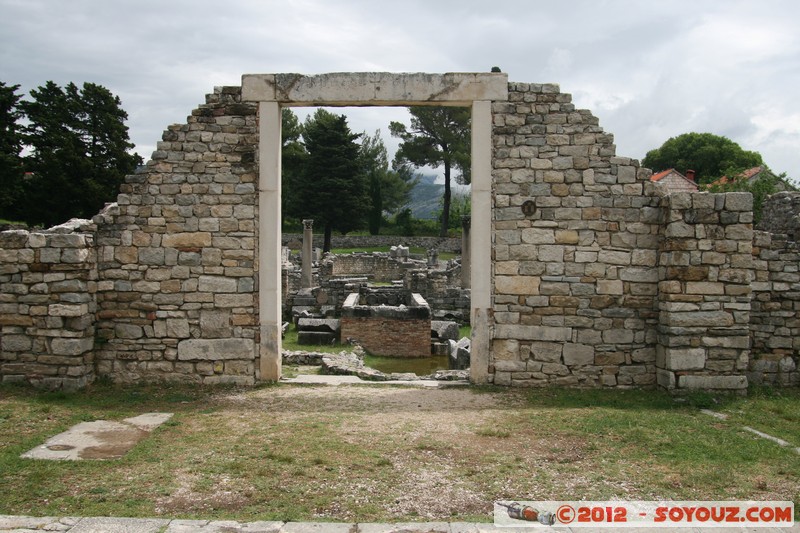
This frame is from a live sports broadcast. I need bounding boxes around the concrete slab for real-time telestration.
[21,412,173,461]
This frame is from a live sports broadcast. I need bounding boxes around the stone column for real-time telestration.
[301,219,314,288]
[469,100,492,384]
[461,215,471,289]
[258,101,282,382]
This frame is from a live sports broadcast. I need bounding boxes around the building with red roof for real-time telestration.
[649,168,698,193]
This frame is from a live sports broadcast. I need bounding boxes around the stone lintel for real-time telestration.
[242,72,508,104]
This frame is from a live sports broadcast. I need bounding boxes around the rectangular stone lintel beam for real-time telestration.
[242,72,508,105]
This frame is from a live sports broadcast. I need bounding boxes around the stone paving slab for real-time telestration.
[281,375,446,387]
[1,517,798,532]
[20,413,173,461]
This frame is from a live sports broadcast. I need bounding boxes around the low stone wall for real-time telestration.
[282,234,461,253]
[750,231,800,386]
[340,292,431,357]
[0,223,97,390]
[321,253,423,282]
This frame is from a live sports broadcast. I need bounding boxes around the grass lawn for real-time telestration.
[0,382,797,522]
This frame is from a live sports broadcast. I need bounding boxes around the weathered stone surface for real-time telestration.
[177,338,255,361]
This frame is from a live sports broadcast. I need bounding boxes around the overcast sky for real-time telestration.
[2,0,798,179]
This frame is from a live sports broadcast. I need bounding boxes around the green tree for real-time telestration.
[390,106,470,237]
[19,81,141,227]
[291,109,368,252]
[642,132,763,185]
[0,82,25,220]
[707,166,794,224]
[281,108,308,219]
[359,130,417,235]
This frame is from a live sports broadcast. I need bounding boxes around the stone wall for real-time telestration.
[321,253,420,282]
[490,83,662,388]
[2,75,800,391]
[92,86,259,385]
[757,191,800,241]
[656,192,753,392]
[750,231,800,386]
[0,222,97,390]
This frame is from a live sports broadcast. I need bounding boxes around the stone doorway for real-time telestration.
[241,72,508,383]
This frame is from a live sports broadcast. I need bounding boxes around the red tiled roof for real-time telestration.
[709,166,764,187]
[650,169,674,182]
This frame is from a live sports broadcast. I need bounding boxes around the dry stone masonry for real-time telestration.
[1,72,799,391]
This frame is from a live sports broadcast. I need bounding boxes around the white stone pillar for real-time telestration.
[301,219,314,288]
[258,101,282,381]
[470,100,492,384]
[461,215,471,289]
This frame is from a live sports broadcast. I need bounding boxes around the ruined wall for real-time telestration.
[656,192,753,392]
[490,83,661,388]
[757,191,800,241]
[93,86,259,385]
[340,293,431,357]
[0,223,97,390]
[321,253,419,282]
[282,234,462,253]
[2,75,800,391]
[750,231,800,386]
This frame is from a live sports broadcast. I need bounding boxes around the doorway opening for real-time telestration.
[243,72,507,384]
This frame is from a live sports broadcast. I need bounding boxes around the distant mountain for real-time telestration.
[405,173,469,220]
[407,174,442,219]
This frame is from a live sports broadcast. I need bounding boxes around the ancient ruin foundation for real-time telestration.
[340,292,431,358]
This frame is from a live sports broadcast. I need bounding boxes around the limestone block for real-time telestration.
[678,374,747,390]
[495,275,540,295]
[493,339,519,361]
[243,72,508,104]
[597,280,623,295]
[49,303,88,317]
[115,324,144,339]
[529,341,563,363]
[495,324,572,342]
[685,282,725,295]
[162,232,212,248]
[1,335,32,351]
[563,343,594,366]
[665,348,706,370]
[166,318,191,338]
[198,275,238,293]
[602,329,634,344]
[177,338,255,361]
[51,337,94,356]
[661,311,734,328]
[725,192,753,211]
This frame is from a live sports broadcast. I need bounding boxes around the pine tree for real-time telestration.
[19,81,141,227]
[0,82,25,220]
[390,106,470,237]
[290,109,368,252]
